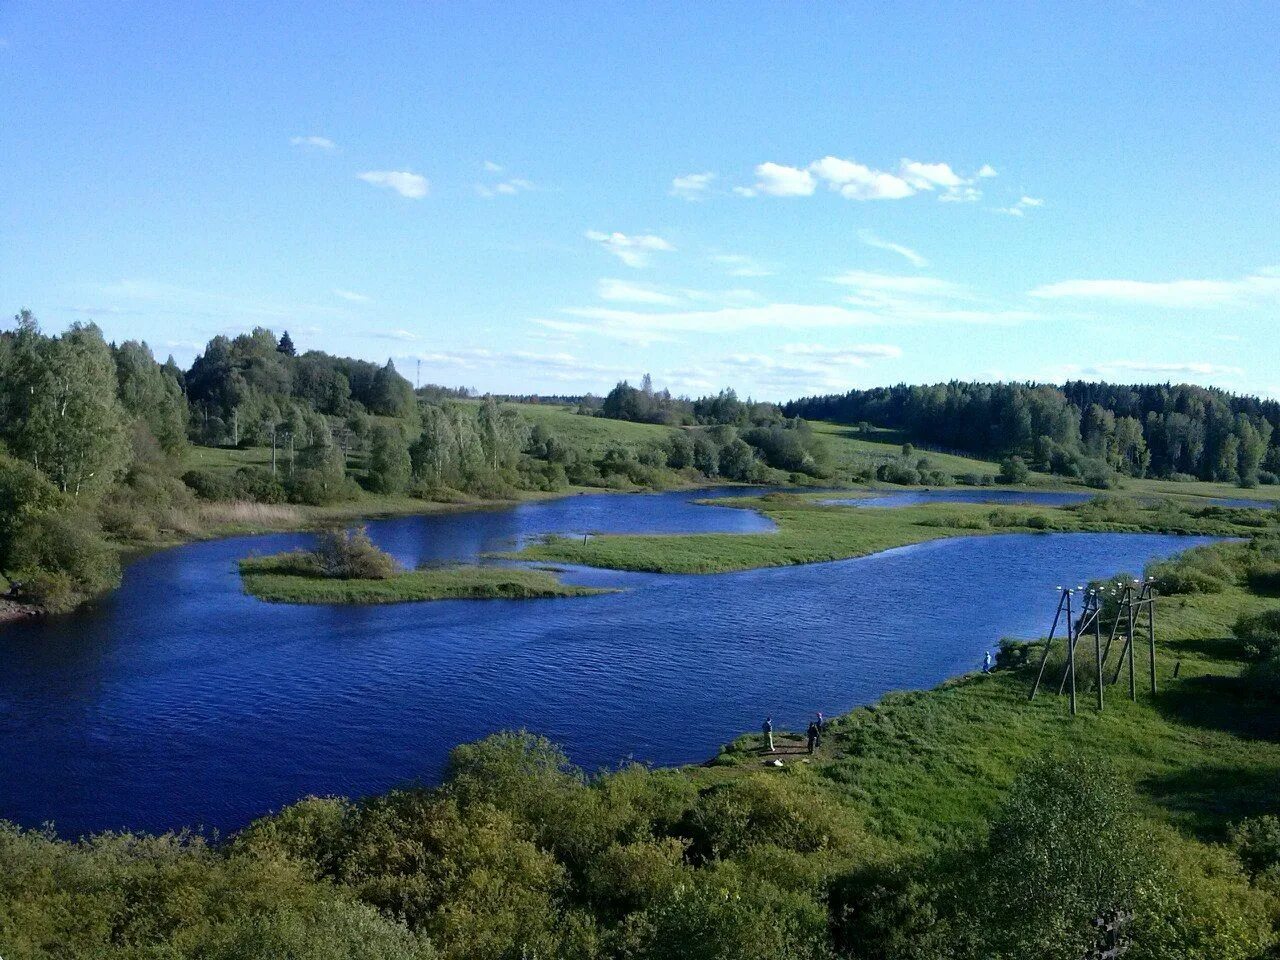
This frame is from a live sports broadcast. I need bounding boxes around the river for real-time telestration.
[0,487,1221,836]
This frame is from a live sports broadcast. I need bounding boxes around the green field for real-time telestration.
[239,555,606,603]
[810,421,1012,478]
[518,493,1273,575]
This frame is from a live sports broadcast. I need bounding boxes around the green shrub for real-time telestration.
[1245,562,1280,596]
[1231,609,1280,661]
[312,527,400,580]
[998,456,1030,484]
[1230,816,1280,881]
[6,509,121,611]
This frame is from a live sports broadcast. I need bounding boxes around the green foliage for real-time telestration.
[312,527,401,579]
[366,424,412,494]
[1231,816,1280,882]
[5,508,119,610]
[1,315,130,496]
[998,454,1030,484]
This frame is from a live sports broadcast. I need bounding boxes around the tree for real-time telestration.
[278,330,297,356]
[998,455,1030,485]
[8,321,130,496]
[368,360,416,418]
[114,340,189,456]
[367,425,412,495]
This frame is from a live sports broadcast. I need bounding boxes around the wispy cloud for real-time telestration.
[597,278,684,306]
[333,288,370,303]
[290,135,335,150]
[669,342,902,397]
[1048,360,1246,383]
[711,253,773,277]
[670,172,716,200]
[585,230,675,268]
[997,195,1044,217]
[1030,267,1280,308]
[358,170,429,199]
[477,177,534,198]
[858,230,928,268]
[483,160,504,173]
[737,156,996,202]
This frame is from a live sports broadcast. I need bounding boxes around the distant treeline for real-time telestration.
[785,381,1280,487]
[585,377,831,478]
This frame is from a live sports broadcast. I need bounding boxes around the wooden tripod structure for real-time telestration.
[1029,579,1158,715]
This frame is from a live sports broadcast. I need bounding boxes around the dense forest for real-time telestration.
[785,382,1280,488]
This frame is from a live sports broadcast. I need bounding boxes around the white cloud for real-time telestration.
[711,253,773,277]
[406,347,631,383]
[742,156,996,202]
[585,230,675,268]
[290,135,335,150]
[669,342,902,397]
[358,170,429,199]
[1089,360,1243,378]
[333,288,370,303]
[898,160,966,189]
[742,162,815,197]
[998,195,1044,216]
[859,230,928,268]
[670,171,716,200]
[828,271,968,299]
[810,156,913,200]
[1029,267,1280,308]
[477,177,534,198]
[597,278,684,305]
[483,160,504,173]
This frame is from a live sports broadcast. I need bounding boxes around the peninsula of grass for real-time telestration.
[517,492,1280,574]
[239,526,607,604]
[240,556,604,604]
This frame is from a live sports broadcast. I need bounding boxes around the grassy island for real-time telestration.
[239,527,605,604]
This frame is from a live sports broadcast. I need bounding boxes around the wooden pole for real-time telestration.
[1067,591,1077,716]
[1127,583,1137,701]
[1146,584,1157,694]
[1094,592,1104,711]
[1030,591,1068,700]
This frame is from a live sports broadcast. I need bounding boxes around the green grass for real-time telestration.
[810,421,1011,478]
[517,492,1275,575]
[504,402,684,456]
[239,555,608,603]
[696,546,1280,854]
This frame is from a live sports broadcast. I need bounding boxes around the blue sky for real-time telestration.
[2,2,1278,399]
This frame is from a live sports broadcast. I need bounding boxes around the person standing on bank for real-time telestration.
[983,650,992,673]
[762,716,774,752]
[806,720,820,754]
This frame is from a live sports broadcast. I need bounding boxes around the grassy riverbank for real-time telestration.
[240,554,606,604]
[702,550,1280,846]
[518,492,1278,574]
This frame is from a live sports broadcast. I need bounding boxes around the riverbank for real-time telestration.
[239,555,609,603]
[517,492,1276,574]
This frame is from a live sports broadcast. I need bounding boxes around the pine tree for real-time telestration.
[277,330,296,356]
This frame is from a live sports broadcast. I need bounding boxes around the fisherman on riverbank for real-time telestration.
[806,720,820,754]
[983,650,992,673]
[762,716,774,752]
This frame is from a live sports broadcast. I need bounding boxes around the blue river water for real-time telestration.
[0,488,1221,837]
